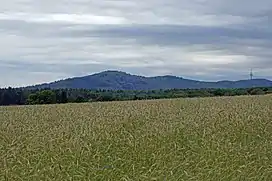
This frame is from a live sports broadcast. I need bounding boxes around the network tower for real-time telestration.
[250,69,253,80]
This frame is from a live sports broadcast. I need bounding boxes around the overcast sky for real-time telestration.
[0,0,272,87]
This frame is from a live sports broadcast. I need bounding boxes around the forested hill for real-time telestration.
[1,70,271,106]
[25,70,272,90]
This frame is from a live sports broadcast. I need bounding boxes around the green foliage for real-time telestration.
[0,87,271,106]
[248,88,265,95]
[27,90,56,105]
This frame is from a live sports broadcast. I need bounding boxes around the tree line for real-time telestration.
[0,87,271,106]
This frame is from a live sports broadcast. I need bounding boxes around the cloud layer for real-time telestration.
[0,0,272,87]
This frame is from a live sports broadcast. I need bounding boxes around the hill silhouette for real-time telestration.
[26,70,272,90]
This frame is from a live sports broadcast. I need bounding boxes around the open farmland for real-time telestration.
[1,95,272,180]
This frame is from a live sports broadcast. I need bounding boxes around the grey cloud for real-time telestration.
[0,0,272,87]
[2,0,265,25]
[3,60,270,88]
[52,24,272,69]
[85,25,272,44]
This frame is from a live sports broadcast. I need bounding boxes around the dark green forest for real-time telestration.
[0,87,271,106]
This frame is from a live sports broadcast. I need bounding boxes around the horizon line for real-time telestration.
[2,69,270,89]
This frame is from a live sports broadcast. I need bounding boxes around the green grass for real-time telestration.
[1,95,272,180]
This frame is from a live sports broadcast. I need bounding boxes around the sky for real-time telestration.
[0,0,272,87]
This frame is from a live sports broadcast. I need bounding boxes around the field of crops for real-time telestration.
[1,95,272,180]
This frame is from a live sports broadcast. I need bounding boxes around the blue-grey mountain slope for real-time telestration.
[26,70,272,90]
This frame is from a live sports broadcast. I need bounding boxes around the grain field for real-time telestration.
[1,95,272,180]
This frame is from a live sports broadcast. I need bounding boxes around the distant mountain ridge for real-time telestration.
[26,70,272,90]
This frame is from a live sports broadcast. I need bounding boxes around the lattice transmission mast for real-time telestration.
[250,69,253,80]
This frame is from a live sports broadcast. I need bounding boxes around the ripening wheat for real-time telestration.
[1,95,272,180]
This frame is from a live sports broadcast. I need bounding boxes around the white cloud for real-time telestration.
[0,0,254,26]
[0,0,272,87]
[0,13,128,25]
